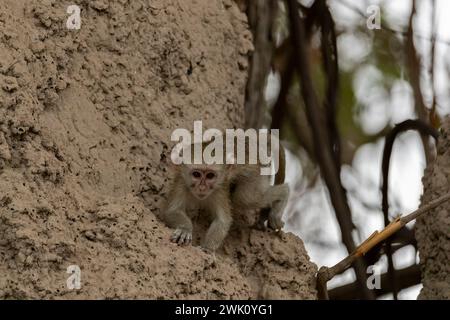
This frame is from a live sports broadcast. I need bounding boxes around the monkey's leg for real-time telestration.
[264,183,289,230]
[231,175,269,209]
[164,209,193,245]
[202,206,232,252]
[231,176,288,229]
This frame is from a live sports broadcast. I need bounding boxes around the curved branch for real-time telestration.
[381,119,439,299]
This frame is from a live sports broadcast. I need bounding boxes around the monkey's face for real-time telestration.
[185,166,223,200]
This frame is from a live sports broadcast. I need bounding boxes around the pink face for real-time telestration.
[189,168,218,200]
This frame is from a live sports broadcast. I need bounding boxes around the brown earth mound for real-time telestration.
[0,0,317,299]
[416,117,450,299]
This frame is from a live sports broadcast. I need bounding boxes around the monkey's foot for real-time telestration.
[253,215,284,232]
[170,228,192,246]
[268,214,284,232]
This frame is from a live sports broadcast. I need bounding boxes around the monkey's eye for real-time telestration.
[206,172,216,180]
[191,171,201,178]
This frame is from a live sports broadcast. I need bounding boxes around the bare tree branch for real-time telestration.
[429,0,441,129]
[317,192,450,299]
[285,0,374,299]
[244,0,277,129]
[314,0,341,167]
[406,0,434,164]
[270,43,294,131]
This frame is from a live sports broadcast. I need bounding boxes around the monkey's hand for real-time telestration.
[170,228,192,246]
[254,208,284,231]
[268,212,284,232]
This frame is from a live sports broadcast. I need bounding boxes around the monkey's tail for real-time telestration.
[274,143,286,185]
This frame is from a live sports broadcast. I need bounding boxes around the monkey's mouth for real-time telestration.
[194,193,209,200]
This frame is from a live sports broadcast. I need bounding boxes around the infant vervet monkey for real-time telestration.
[161,136,289,252]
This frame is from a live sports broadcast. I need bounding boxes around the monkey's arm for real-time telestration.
[264,183,289,230]
[202,190,233,251]
[163,183,193,245]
